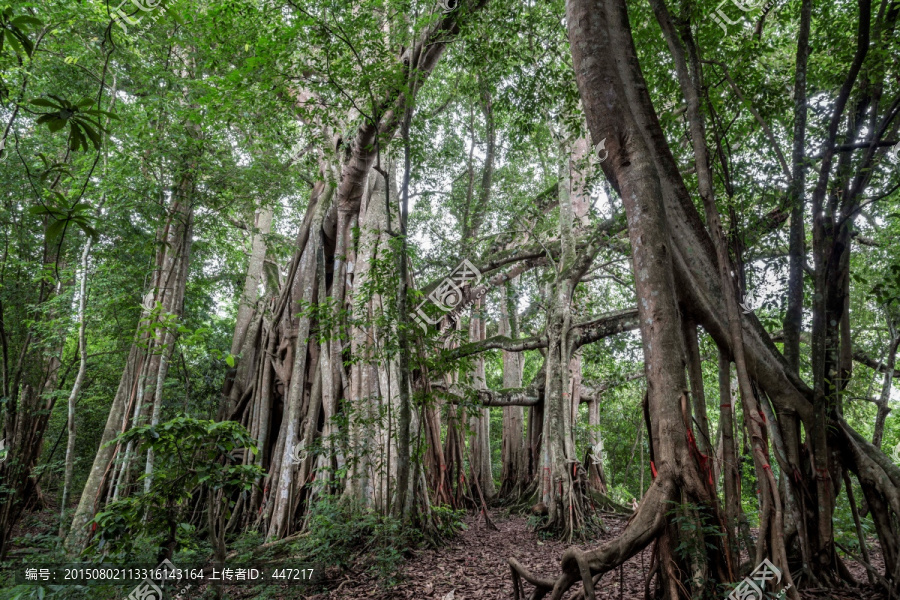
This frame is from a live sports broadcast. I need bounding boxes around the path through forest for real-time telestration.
[308,510,886,600]
[310,510,650,600]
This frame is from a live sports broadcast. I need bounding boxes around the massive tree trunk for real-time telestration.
[529,135,610,539]
[212,0,488,540]
[509,0,900,597]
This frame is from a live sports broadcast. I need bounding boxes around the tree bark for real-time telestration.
[500,280,527,497]
[60,237,92,538]
[872,321,899,449]
[65,190,195,553]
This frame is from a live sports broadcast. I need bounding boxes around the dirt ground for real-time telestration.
[306,510,889,600]
[5,508,889,599]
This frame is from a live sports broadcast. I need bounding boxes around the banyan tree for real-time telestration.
[2,0,899,599]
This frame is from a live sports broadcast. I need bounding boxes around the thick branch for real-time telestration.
[445,307,639,361]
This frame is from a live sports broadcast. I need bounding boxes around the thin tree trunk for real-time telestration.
[59,237,92,538]
[872,322,899,449]
[683,320,712,457]
[784,0,812,373]
[500,280,526,496]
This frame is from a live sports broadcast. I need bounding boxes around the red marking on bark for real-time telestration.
[687,428,714,485]
[650,461,657,478]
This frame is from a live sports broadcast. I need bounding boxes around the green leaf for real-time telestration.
[28,205,53,216]
[81,122,102,149]
[76,222,99,242]
[68,126,84,151]
[10,15,42,29]
[225,354,235,367]
[45,219,66,241]
[47,117,67,133]
[83,108,119,119]
[29,98,60,108]
[4,33,25,57]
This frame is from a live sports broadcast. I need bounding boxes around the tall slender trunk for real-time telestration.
[587,399,607,493]
[872,321,899,449]
[784,0,812,373]
[683,320,712,457]
[468,298,496,500]
[717,355,737,547]
[59,238,92,537]
[500,280,526,496]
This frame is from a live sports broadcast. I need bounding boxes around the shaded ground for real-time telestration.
[309,510,646,600]
[2,507,890,599]
[308,510,888,600]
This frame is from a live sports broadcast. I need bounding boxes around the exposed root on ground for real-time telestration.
[509,480,669,600]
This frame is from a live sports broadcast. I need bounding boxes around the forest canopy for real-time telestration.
[0,0,899,599]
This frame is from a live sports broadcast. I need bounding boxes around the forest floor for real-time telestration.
[306,510,888,600]
[2,508,889,599]
[308,509,650,600]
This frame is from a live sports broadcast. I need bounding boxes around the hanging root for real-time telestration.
[510,479,670,600]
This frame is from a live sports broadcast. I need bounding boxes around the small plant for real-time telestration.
[292,494,440,587]
[87,416,263,561]
[666,500,726,599]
